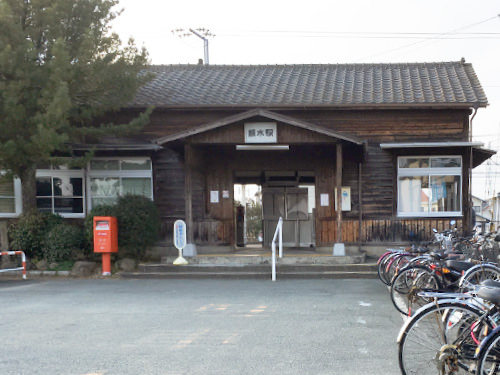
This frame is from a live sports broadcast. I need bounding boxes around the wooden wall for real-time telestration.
[152,148,184,238]
[145,107,473,246]
[320,218,463,244]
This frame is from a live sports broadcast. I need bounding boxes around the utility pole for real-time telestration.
[171,28,215,65]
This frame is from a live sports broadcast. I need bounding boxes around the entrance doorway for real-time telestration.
[234,170,315,249]
[234,184,263,248]
[262,186,315,248]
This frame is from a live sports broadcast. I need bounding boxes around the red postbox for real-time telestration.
[93,216,118,276]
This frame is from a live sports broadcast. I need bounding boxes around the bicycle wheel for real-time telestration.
[377,251,396,285]
[398,301,489,375]
[460,264,500,291]
[378,251,404,285]
[390,265,440,316]
[386,254,413,286]
[476,328,500,375]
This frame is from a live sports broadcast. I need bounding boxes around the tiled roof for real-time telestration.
[130,61,488,108]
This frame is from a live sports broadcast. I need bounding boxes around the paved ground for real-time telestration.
[0,278,403,375]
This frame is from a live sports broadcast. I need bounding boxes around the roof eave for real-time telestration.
[126,102,488,111]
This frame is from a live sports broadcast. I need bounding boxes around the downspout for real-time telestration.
[469,106,478,142]
[468,106,478,234]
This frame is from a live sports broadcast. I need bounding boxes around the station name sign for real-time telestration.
[244,122,277,143]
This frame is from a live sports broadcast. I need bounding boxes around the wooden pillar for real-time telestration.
[358,161,363,246]
[336,143,343,243]
[184,143,197,255]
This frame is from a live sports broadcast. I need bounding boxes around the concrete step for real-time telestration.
[161,253,367,265]
[118,255,378,279]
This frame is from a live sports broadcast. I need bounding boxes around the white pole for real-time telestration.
[278,218,283,258]
[271,241,276,281]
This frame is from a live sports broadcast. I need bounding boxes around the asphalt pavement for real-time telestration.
[0,278,403,375]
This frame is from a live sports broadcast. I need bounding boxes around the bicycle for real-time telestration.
[398,285,500,375]
[390,235,500,316]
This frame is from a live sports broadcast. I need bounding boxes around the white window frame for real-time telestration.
[87,157,153,211]
[397,155,462,218]
[0,174,22,218]
[36,167,86,218]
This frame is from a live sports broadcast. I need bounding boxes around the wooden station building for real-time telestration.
[4,61,491,255]
[99,61,492,254]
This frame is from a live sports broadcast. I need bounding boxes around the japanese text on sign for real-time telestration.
[244,122,277,143]
[173,220,187,250]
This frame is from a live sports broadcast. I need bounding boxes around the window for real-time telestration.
[36,165,85,217]
[397,156,462,217]
[88,158,153,208]
[0,174,22,217]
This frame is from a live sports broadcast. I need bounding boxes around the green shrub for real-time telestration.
[84,195,160,260]
[9,212,63,260]
[114,195,160,258]
[43,223,84,263]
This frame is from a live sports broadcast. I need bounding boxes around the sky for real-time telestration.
[111,0,500,199]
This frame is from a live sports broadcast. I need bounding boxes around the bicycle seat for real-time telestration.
[477,284,500,305]
[430,252,446,260]
[410,247,429,254]
[481,279,500,288]
[445,260,473,272]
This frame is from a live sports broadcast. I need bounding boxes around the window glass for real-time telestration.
[398,158,429,168]
[36,169,84,216]
[91,197,118,207]
[90,160,120,171]
[0,175,16,214]
[0,175,20,215]
[36,198,53,213]
[430,175,460,212]
[431,157,461,168]
[0,198,15,213]
[286,192,308,220]
[0,179,14,196]
[397,156,461,217]
[36,177,52,196]
[88,158,153,209]
[54,197,84,214]
[122,178,152,197]
[53,177,83,197]
[121,159,151,170]
[91,178,119,197]
[398,176,430,213]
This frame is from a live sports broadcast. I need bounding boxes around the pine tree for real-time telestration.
[0,0,151,212]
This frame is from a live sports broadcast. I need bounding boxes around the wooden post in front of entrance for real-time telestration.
[183,143,197,256]
[336,142,343,243]
[333,142,345,256]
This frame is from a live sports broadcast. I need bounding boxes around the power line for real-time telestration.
[217,30,500,40]
[359,14,500,61]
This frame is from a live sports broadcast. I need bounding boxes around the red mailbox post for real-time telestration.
[93,217,118,276]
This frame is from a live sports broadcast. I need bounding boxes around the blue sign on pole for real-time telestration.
[173,220,187,250]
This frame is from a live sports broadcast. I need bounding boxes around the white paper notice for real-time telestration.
[210,190,219,203]
[320,193,329,207]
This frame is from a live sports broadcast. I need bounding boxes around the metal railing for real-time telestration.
[0,251,27,279]
[271,217,283,281]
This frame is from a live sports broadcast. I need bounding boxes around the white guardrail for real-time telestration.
[0,251,27,279]
[271,217,283,281]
